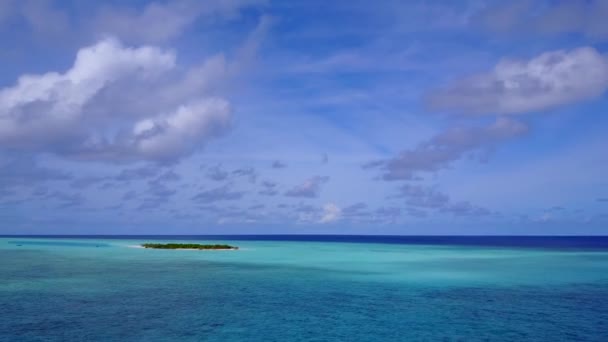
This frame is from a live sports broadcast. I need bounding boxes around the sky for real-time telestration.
[0,0,607,235]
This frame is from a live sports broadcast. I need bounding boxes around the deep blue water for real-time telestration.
[2,236,608,341]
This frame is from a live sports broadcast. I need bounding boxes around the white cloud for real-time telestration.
[427,47,608,115]
[320,202,341,223]
[131,99,230,161]
[0,38,231,162]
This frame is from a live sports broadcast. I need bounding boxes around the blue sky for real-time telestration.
[0,0,607,235]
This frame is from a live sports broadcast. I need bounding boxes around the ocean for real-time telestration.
[1,236,607,341]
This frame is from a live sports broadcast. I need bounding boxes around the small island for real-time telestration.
[141,243,238,250]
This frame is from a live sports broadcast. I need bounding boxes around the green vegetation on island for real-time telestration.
[141,243,238,250]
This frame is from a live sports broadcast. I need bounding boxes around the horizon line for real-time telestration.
[2,234,608,237]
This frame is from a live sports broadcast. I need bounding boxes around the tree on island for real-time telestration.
[141,243,238,250]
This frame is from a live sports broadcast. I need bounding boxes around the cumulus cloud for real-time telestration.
[129,99,231,161]
[366,118,527,181]
[427,47,608,115]
[285,176,330,198]
[319,203,341,223]
[0,38,232,163]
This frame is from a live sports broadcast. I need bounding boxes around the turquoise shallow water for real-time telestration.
[1,237,608,341]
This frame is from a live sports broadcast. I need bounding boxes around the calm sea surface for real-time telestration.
[1,236,607,341]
